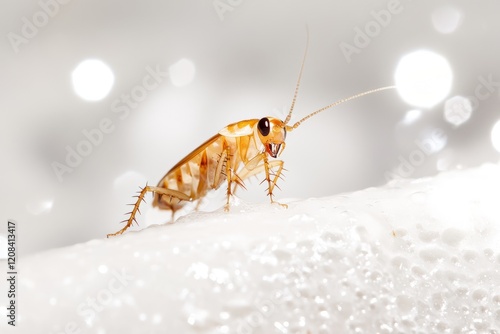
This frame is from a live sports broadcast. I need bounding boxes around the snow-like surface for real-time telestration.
[2,164,500,333]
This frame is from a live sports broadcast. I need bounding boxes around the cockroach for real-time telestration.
[107,42,395,237]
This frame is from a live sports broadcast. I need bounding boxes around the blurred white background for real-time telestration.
[1,0,499,256]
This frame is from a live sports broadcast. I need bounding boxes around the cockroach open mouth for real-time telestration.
[267,143,282,158]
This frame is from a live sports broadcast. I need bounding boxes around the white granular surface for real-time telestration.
[2,164,500,333]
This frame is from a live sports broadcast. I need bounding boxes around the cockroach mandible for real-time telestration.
[107,42,395,237]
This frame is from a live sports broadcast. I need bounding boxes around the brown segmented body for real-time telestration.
[153,119,262,211]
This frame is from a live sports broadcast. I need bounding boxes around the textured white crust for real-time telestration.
[8,163,500,333]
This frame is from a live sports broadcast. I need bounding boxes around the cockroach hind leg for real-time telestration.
[107,185,191,238]
[107,185,151,238]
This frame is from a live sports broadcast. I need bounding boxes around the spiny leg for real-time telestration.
[224,146,233,211]
[230,172,246,196]
[107,184,190,238]
[221,146,246,211]
[237,154,286,206]
[262,155,287,208]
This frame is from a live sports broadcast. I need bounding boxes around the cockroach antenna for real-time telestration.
[283,28,396,131]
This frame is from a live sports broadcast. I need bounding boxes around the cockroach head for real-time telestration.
[257,117,287,158]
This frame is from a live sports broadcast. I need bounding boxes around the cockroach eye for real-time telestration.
[258,118,270,136]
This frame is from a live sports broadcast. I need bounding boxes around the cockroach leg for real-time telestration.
[107,185,191,238]
[224,146,233,211]
[262,155,287,208]
[108,35,396,237]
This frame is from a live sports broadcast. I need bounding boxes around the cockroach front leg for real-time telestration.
[107,185,190,238]
[238,154,287,208]
[262,155,287,208]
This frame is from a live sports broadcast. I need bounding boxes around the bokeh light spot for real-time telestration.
[98,265,108,274]
[402,109,422,125]
[395,50,453,108]
[419,128,447,154]
[444,96,472,126]
[169,58,196,87]
[72,59,115,101]
[491,120,500,153]
[26,199,54,215]
[431,6,463,34]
